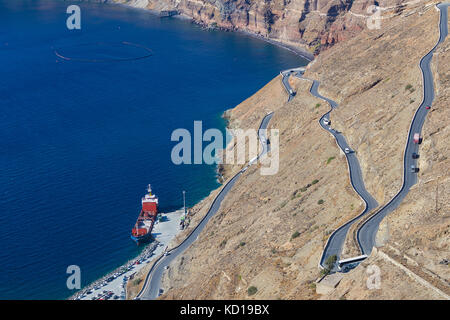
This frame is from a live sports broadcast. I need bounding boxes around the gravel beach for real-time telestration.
[70,209,185,300]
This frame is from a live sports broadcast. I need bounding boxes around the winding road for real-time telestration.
[307,79,379,269]
[280,71,378,269]
[357,2,449,255]
[281,2,448,269]
[136,3,448,298]
[137,112,274,299]
[280,68,305,101]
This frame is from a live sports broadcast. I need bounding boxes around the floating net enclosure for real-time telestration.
[54,41,153,62]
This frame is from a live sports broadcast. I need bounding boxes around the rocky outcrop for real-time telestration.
[114,0,421,54]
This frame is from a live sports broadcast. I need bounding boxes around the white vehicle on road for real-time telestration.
[344,147,350,154]
[249,156,258,166]
[323,118,330,125]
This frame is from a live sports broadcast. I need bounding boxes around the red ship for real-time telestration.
[131,184,158,245]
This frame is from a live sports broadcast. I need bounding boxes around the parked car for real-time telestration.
[412,152,419,159]
[425,105,431,109]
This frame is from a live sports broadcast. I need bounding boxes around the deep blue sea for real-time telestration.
[0,0,307,299]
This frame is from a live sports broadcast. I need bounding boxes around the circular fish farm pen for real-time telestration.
[53,41,153,62]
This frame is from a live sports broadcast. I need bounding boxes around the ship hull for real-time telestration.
[130,232,153,245]
[131,185,159,245]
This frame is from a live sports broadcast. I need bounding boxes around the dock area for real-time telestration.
[72,209,185,300]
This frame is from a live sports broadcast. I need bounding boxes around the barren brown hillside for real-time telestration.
[127,2,448,300]
[321,11,450,299]
[159,77,365,299]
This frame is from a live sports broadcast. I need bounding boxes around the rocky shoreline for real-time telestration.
[68,209,185,300]
[188,16,315,62]
[68,241,160,300]
[65,0,314,300]
[109,0,315,61]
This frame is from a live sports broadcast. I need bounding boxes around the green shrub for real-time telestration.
[133,278,142,286]
[247,286,258,296]
[320,254,338,276]
[318,199,324,205]
[291,231,300,239]
[405,84,413,91]
[325,254,337,271]
[320,268,330,276]
[326,156,335,164]
[239,241,246,247]
[312,179,319,185]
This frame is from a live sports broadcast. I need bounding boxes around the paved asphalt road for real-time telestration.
[308,80,379,269]
[137,5,448,296]
[282,3,449,268]
[138,112,274,299]
[357,2,449,255]
[280,68,305,101]
[282,73,378,269]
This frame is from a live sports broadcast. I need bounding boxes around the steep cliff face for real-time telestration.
[115,0,418,54]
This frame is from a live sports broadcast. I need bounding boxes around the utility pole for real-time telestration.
[183,190,186,216]
[436,178,439,214]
